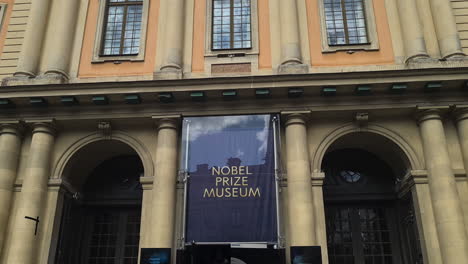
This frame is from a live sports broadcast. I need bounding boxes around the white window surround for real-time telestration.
[204,0,259,73]
[92,0,150,63]
[318,0,379,53]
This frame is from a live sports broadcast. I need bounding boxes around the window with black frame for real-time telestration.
[101,0,143,56]
[212,0,252,50]
[324,0,369,46]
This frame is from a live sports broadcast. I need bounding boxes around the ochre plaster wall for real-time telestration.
[192,0,206,73]
[258,0,272,69]
[0,0,21,79]
[78,0,160,77]
[0,0,14,55]
[306,0,395,66]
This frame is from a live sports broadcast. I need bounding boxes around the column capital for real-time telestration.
[0,121,24,136]
[26,120,56,136]
[139,176,154,190]
[152,115,181,131]
[311,171,325,186]
[415,107,449,124]
[281,111,311,127]
[453,105,468,122]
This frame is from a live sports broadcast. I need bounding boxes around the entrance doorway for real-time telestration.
[55,155,143,264]
[322,148,423,264]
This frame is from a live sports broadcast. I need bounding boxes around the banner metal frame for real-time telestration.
[179,114,283,248]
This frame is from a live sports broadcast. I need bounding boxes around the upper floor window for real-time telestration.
[319,0,379,52]
[92,0,149,62]
[324,0,368,45]
[101,0,143,56]
[212,0,252,50]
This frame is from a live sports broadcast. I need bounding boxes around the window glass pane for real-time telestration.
[212,0,252,50]
[101,0,143,56]
[324,0,368,46]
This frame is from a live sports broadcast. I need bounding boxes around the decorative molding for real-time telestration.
[354,112,369,127]
[139,176,154,190]
[98,121,112,138]
[281,110,311,126]
[152,115,182,130]
[311,172,325,187]
[0,121,24,137]
[53,131,154,180]
[452,105,468,122]
[415,106,450,124]
[312,122,422,172]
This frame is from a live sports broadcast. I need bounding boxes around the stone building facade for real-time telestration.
[0,0,467,263]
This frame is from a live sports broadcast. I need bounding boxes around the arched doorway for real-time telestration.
[54,140,144,264]
[321,133,423,264]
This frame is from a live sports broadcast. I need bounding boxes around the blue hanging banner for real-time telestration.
[183,114,278,243]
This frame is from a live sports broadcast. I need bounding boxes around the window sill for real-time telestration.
[91,56,144,64]
[322,44,379,53]
[205,50,259,58]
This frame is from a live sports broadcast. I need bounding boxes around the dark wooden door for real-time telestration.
[83,208,141,264]
[325,205,402,264]
[55,205,141,264]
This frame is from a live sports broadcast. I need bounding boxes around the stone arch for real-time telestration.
[312,122,422,174]
[53,131,154,185]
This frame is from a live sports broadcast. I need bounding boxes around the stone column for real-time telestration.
[5,122,56,264]
[0,123,22,256]
[284,113,315,246]
[43,0,80,80]
[396,0,429,61]
[455,107,468,233]
[429,0,466,59]
[455,108,468,181]
[279,0,302,65]
[417,109,468,264]
[150,117,179,248]
[158,0,185,77]
[15,0,51,77]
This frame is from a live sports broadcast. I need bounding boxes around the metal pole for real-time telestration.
[181,119,191,249]
[272,115,283,248]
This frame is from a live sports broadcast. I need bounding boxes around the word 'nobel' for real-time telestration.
[211,166,253,176]
[203,166,260,198]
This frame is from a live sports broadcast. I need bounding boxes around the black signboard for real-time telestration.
[290,246,322,264]
[140,248,171,264]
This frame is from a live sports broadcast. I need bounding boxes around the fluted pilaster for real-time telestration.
[14,0,51,77]
[396,0,430,61]
[43,0,80,79]
[429,0,466,59]
[159,0,185,74]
